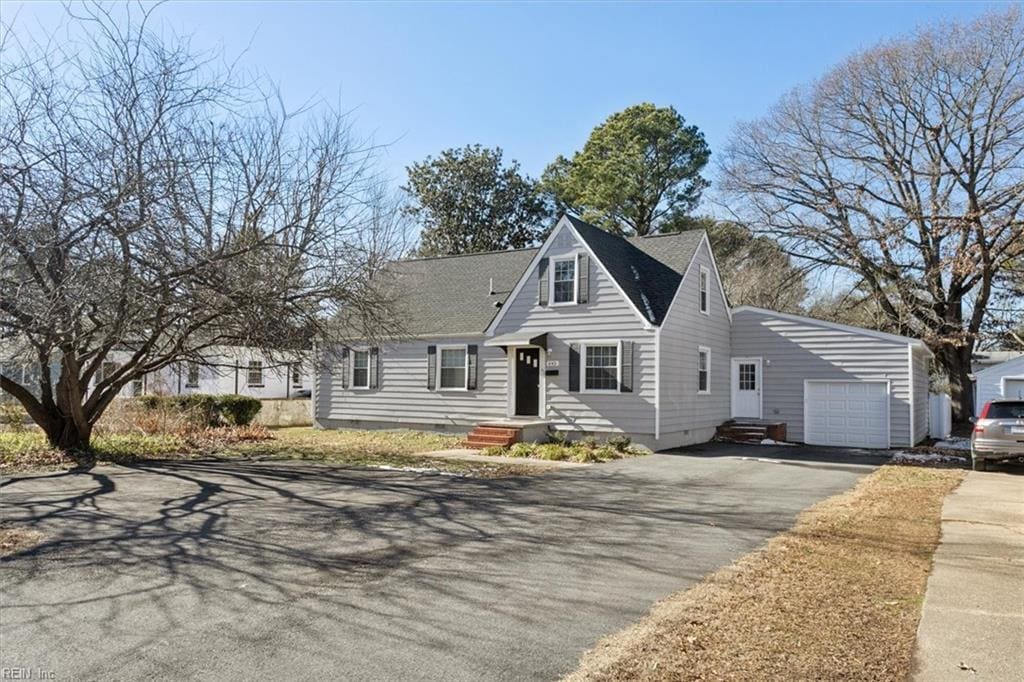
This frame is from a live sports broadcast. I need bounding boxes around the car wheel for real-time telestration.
[972,457,987,472]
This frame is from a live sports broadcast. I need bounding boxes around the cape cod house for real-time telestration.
[313,215,932,450]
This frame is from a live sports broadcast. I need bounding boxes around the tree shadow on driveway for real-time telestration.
[0,455,869,680]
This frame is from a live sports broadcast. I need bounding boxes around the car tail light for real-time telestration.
[979,402,992,419]
[974,424,985,434]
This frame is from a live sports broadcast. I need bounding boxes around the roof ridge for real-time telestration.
[400,246,540,263]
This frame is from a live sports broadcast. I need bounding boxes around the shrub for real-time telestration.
[606,434,632,452]
[534,443,569,461]
[481,445,509,457]
[0,403,27,432]
[135,394,261,428]
[547,429,569,445]
[509,442,537,458]
[579,436,599,450]
[217,395,262,426]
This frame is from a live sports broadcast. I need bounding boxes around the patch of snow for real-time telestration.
[760,438,797,446]
[933,437,971,451]
[891,451,967,464]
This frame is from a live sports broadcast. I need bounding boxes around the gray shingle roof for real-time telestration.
[383,216,706,336]
[565,216,704,325]
[384,248,539,336]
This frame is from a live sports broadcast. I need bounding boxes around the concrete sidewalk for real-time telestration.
[913,471,1024,680]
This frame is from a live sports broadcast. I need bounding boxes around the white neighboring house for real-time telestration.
[974,354,1024,416]
[2,347,311,402]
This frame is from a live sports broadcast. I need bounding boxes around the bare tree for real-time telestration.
[720,8,1024,420]
[0,5,402,457]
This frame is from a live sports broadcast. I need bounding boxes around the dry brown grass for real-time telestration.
[566,466,965,682]
[0,526,44,557]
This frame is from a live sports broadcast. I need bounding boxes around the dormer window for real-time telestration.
[551,256,577,305]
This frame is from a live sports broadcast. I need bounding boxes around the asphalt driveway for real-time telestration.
[0,445,877,681]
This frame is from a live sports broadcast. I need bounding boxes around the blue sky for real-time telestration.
[4,1,1006,204]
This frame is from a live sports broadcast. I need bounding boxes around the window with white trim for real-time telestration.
[351,351,370,389]
[699,266,709,314]
[186,362,200,388]
[439,346,467,390]
[291,363,303,387]
[247,360,263,387]
[584,343,619,391]
[697,347,710,394]
[552,256,577,304]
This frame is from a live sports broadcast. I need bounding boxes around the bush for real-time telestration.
[217,395,262,426]
[0,403,28,432]
[579,436,599,450]
[481,445,509,457]
[606,434,632,452]
[547,429,569,445]
[509,442,537,458]
[136,394,261,428]
[534,443,570,461]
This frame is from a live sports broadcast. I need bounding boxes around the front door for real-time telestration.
[515,348,541,416]
[731,358,762,419]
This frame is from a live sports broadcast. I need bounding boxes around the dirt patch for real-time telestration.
[565,466,964,681]
[0,526,44,557]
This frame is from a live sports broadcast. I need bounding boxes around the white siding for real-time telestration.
[975,355,1024,416]
[492,225,656,435]
[658,239,731,446]
[731,309,916,447]
[315,337,507,428]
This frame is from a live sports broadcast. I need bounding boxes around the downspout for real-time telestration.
[234,364,239,394]
[908,344,915,447]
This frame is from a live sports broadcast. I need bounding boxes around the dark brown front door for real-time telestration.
[515,348,541,416]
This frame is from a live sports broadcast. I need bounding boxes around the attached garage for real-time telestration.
[804,380,890,449]
[730,307,933,449]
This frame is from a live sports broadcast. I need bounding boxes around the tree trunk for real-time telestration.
[939,344,975,424]
[41,415,95,467]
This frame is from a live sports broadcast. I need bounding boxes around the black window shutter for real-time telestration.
[467,344,478,390]
[369,347,380,389]
[577,254,589,304]
[426,345,436,391]
[568,343,580,392]
[620,341,634,393]
[340,348,349,389]
[538,257,549,306]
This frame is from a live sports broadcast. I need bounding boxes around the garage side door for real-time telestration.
[805,381,889,449]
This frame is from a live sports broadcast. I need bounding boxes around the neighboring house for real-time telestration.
[2,347,310,402]
[974,354,1024,416]
[314,215,932,450]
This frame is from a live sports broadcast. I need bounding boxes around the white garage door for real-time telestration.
[805,381,889,449]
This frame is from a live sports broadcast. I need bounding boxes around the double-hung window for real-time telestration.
[697,347,710,394]
[351,351,370,389]
[699,266,709,314]
[584,343,619,392]
[247,361,263,387]
[439,346,467,390]
[552,256,577,304]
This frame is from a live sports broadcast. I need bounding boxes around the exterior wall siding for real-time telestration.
[492,224,656,435]
[730,309,915,447]
[658,239,731,443]
[974,355,1024,416]
[315,337,508,427]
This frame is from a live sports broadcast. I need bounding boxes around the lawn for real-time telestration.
[565,465,965,681]
[0,426,539,478]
